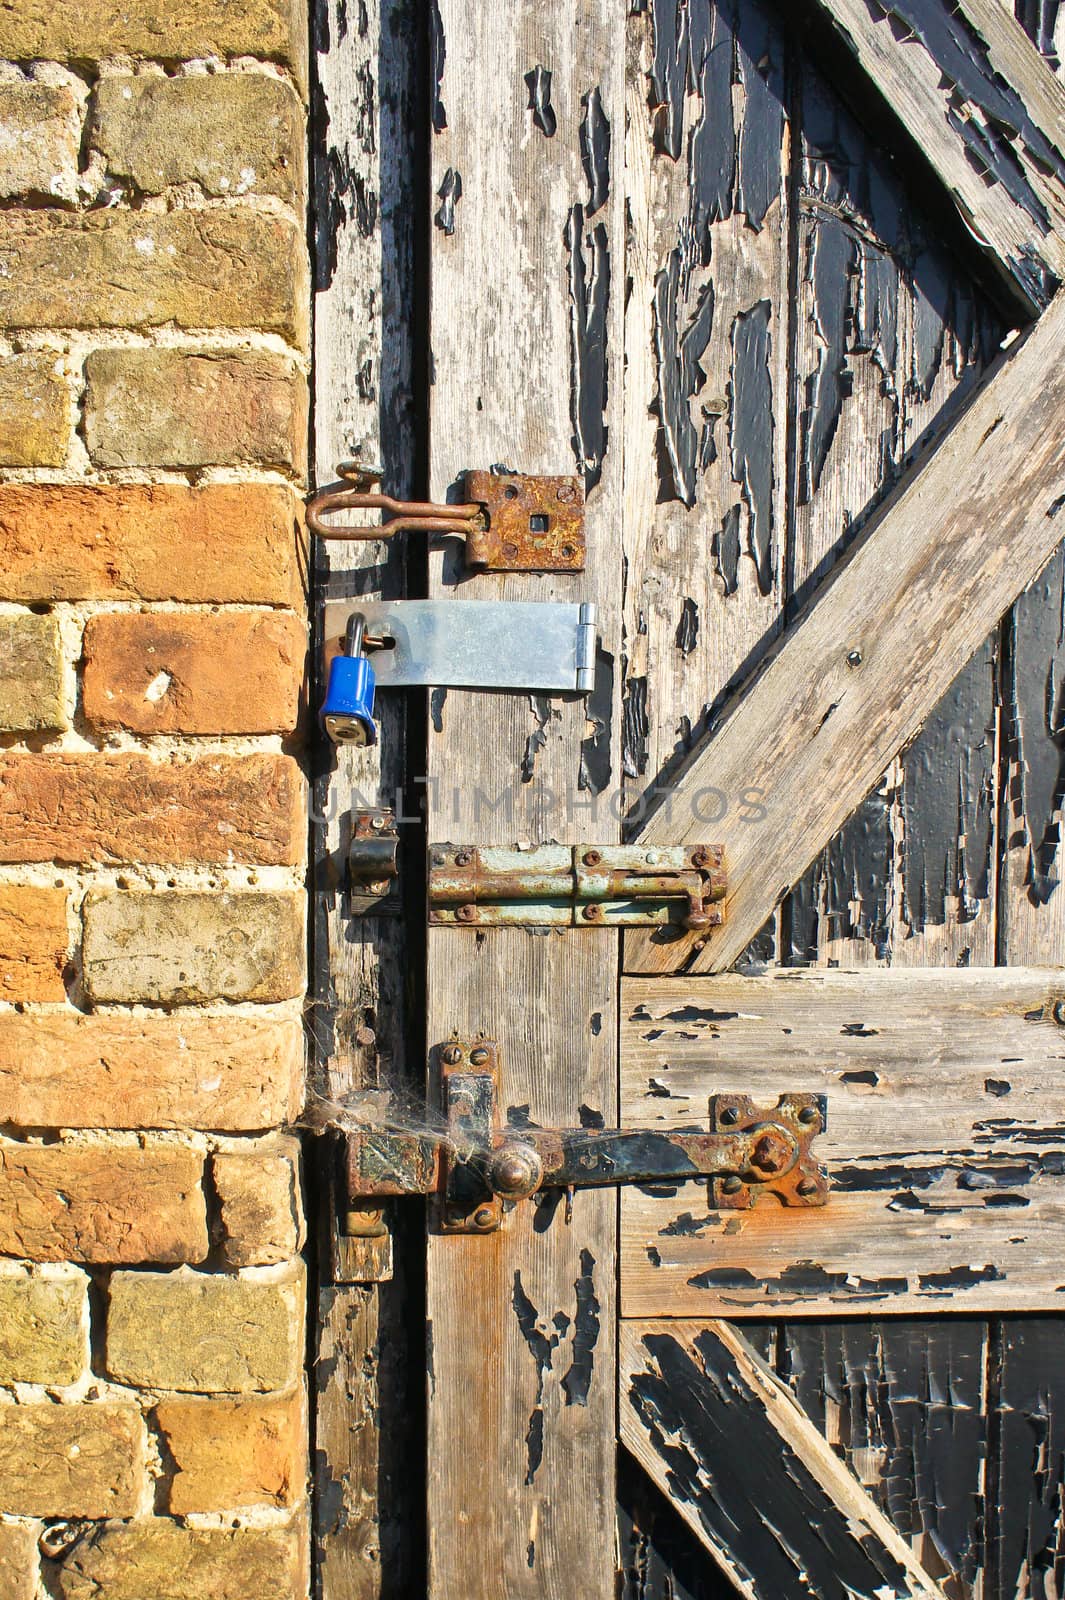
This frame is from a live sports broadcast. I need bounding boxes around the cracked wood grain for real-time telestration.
[621,0,789,923]
[311,0,420,1593]
[787,55,1003,968]
[803,0,1065,314]
[620,1321,948,1600]
[423,3,625,1594]
[624,287,1065,975]
[620,968,1065,1315]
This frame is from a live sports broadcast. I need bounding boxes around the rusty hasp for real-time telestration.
[429,844,727,930]
[307,462,585,572]
[344,1040,828,1231]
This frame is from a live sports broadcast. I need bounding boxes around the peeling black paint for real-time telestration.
[985,1079,1012,1097]
[562,1248,600,1406]
[651,255,715,508]
[429,0,447,130]
[564,204,610,492]
[312,74,378,291]
[660,1211,714,1238]
[790,788,893,960]
[628,1329,914,1597]
[579,648,614,795]
[865,0,1065,238]
[917,1265,1004,1292]
[726,300,775,595]
[992,1319,1065,1600]
[525,66,557,138]
[512,1271,561,1486]
[522,694,559,784]
[1006,548,1065,906]
[688,1264,908,1301]
[580,87,611,216]
[840,1069,880,1087]
[649,0,784,237]
[675,598,699,656]
[902,641,996,930]
[799,217,855,505]
[781,1321,986,1592]
[1016,0,1063,65]
[434,167,461,234]
[623,675,651,779]
[618,1448,740,1600]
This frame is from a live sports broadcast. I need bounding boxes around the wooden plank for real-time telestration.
[310,0,421,1592]
[787,59,1004,969]
[780,1322,988,1598]
[800,0,1065,315]
[620,0,790,960]
[624,288,1065,976]
[423,3,625,1594]
[620,969,1065,1315]
[620,1321,948,1600]
[987,1320,1065,1600]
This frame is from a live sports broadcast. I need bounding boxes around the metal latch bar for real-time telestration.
[429,844,726,930]
[308,463,586,573]
[322,600,597,694]
[343,1038,829,1233]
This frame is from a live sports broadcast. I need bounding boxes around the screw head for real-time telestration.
[502,542,519,561]
[691,848,713,869]
[560,543,576,559]
[797,1177,820,1198]
[456,904,476,923]
[721,1176,744,1195]
[556,485,576,503]
[469,1046,490,1066]
[719,1105,740,1126]
[798,1104,820,1127]
[371,815,386,830]
[846,649,862,668]
[583,849,602,866]
[1053,1000,1065,1026]
[455,850,472,866]
[442,1044,463,1065]
[472,1205,497,1230]
[582,904,604,922]
[432,851,445,867]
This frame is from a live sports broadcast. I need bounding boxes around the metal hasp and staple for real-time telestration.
[322,599,597,694]
[429,844,726,930]
[307,461,586,573]
[344,1038,829,1234]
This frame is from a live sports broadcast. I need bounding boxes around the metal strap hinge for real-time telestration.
[429,844,726,930]
[323,600,598,695]
[343,1038,829,1234]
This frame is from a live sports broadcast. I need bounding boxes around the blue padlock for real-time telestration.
[321,613,378,746]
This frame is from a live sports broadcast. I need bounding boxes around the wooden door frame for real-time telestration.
[308,1,1065,1596]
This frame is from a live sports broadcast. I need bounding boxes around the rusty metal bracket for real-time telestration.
[307,462,585,573]
[347,808,400,914]
[429,844,726,931]
[344,1038,829,1232]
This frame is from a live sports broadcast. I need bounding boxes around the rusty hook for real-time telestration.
[306,460,482,542]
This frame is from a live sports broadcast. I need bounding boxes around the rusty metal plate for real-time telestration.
[463,471,585,572]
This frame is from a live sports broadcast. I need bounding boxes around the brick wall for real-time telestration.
[0,3,311,1593]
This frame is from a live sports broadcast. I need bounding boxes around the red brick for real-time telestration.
[82,611,305,735]
[155,1391,305,1511]
[0,484,305,607]
[54,1520,305,1600]
[0,1140,207,1264]
[0,885,67,1001]
[0,752,304,866]
[0,1009,302,1131]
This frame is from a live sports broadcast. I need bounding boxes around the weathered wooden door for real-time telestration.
[312,0,1065,1596]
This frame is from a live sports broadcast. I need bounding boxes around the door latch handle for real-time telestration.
[308,462,586,572]
[343,1039,829,1233]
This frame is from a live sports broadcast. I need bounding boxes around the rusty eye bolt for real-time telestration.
[306,460,482,541]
